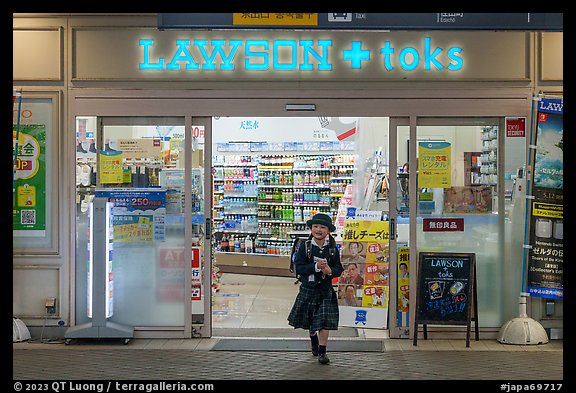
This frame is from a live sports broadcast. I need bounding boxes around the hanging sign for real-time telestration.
[526,97,563,299]
[417,141,451,188]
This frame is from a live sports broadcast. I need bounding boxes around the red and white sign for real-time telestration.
[422,218,464,232]
[191,126,205,144]
[157,247,202,301]
[506,117,526,137]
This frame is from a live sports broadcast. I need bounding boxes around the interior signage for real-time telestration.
[139,37,463,73]
[158,13,562,31]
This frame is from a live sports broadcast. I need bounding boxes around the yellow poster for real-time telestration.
[343,220,390,243]
[397,246,410,312]
[113,215,153,242]
[233,13,318,26]
[418,141,451,188]
[99,150,123,184]
[17,184,36,207]
[361,285,388,308]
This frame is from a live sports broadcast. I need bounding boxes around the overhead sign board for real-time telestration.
[158,13,562,31]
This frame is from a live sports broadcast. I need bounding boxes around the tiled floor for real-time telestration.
[13,272,563,380]
[209,273,562,348]
[212,273,300,330]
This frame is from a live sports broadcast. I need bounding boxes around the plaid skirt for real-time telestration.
[287,285,339,332]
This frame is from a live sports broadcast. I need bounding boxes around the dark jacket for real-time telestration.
[294,238,344,289]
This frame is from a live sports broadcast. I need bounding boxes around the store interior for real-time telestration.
[74,115,526,336]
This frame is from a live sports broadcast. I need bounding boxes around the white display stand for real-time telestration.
[65,197,134,344]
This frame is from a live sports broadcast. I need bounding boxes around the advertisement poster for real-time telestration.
[397,246,410,313]
[533,99,563,190]
[526,191,563,299]
[338,219,390,328]
[417,141,451,189]
[443,186,492,214]
[95,189,166,243]
[526,97,563,299]
[13,124,46,235]
[99,150,123,184]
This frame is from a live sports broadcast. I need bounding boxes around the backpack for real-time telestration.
[289,234,337,281]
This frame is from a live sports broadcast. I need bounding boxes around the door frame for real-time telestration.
[69,90,531,338]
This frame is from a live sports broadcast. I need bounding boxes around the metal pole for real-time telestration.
[520,93,539,295]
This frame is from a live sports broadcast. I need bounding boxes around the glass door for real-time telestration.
[389,116,506,338]
[415,117,505,330]
[74,116,200,335]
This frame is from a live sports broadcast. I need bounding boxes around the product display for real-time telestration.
[213,153,356,256]
[479,126,498,185]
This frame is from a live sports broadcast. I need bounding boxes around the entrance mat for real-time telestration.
[213,327,358,338]
[212,338,383,352]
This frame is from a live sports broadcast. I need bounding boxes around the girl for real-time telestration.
[287,213,344,364]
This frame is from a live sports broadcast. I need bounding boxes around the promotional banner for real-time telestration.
[95,189,167,243]
[397,246,410,313]
[533,99,563,190]
[417,141,451,188]
[13,124,46,235]
[526,97,563,299]
[338,219,390,328]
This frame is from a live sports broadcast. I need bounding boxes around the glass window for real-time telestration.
[13,94,58,253]
[415,118,504,327]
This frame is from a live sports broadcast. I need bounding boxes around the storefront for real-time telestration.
[13,14,563,341]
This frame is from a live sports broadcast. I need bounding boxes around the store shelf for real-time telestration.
[214,252,292,277]
[479,126,498,185]
[213,153,356,254]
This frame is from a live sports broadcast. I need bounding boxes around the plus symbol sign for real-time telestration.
[342,41,370,69]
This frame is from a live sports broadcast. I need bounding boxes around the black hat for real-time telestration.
[306,213,336,232]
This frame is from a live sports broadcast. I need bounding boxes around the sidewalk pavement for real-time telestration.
[13,338,563,383]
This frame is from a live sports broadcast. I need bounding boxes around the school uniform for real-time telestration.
[287,237,344,332]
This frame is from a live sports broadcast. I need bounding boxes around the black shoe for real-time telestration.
[311,346,318,357]
[318,353,330,364]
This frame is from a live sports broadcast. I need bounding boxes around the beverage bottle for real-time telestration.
[229,235,235,252]
[245,236,253,253]
[220,233,229,252]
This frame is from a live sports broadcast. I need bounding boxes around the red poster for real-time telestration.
[506,117,526,137]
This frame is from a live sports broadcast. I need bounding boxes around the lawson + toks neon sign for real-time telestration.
[139,37,463,72]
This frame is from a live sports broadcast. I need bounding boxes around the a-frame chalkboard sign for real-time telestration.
[413,252,479,347]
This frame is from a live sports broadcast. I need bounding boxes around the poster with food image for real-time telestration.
[361,285,388,308]
[398,285,410,312]
[365,242,389,263]
[364,262,389,287]
[339,219,390,328]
